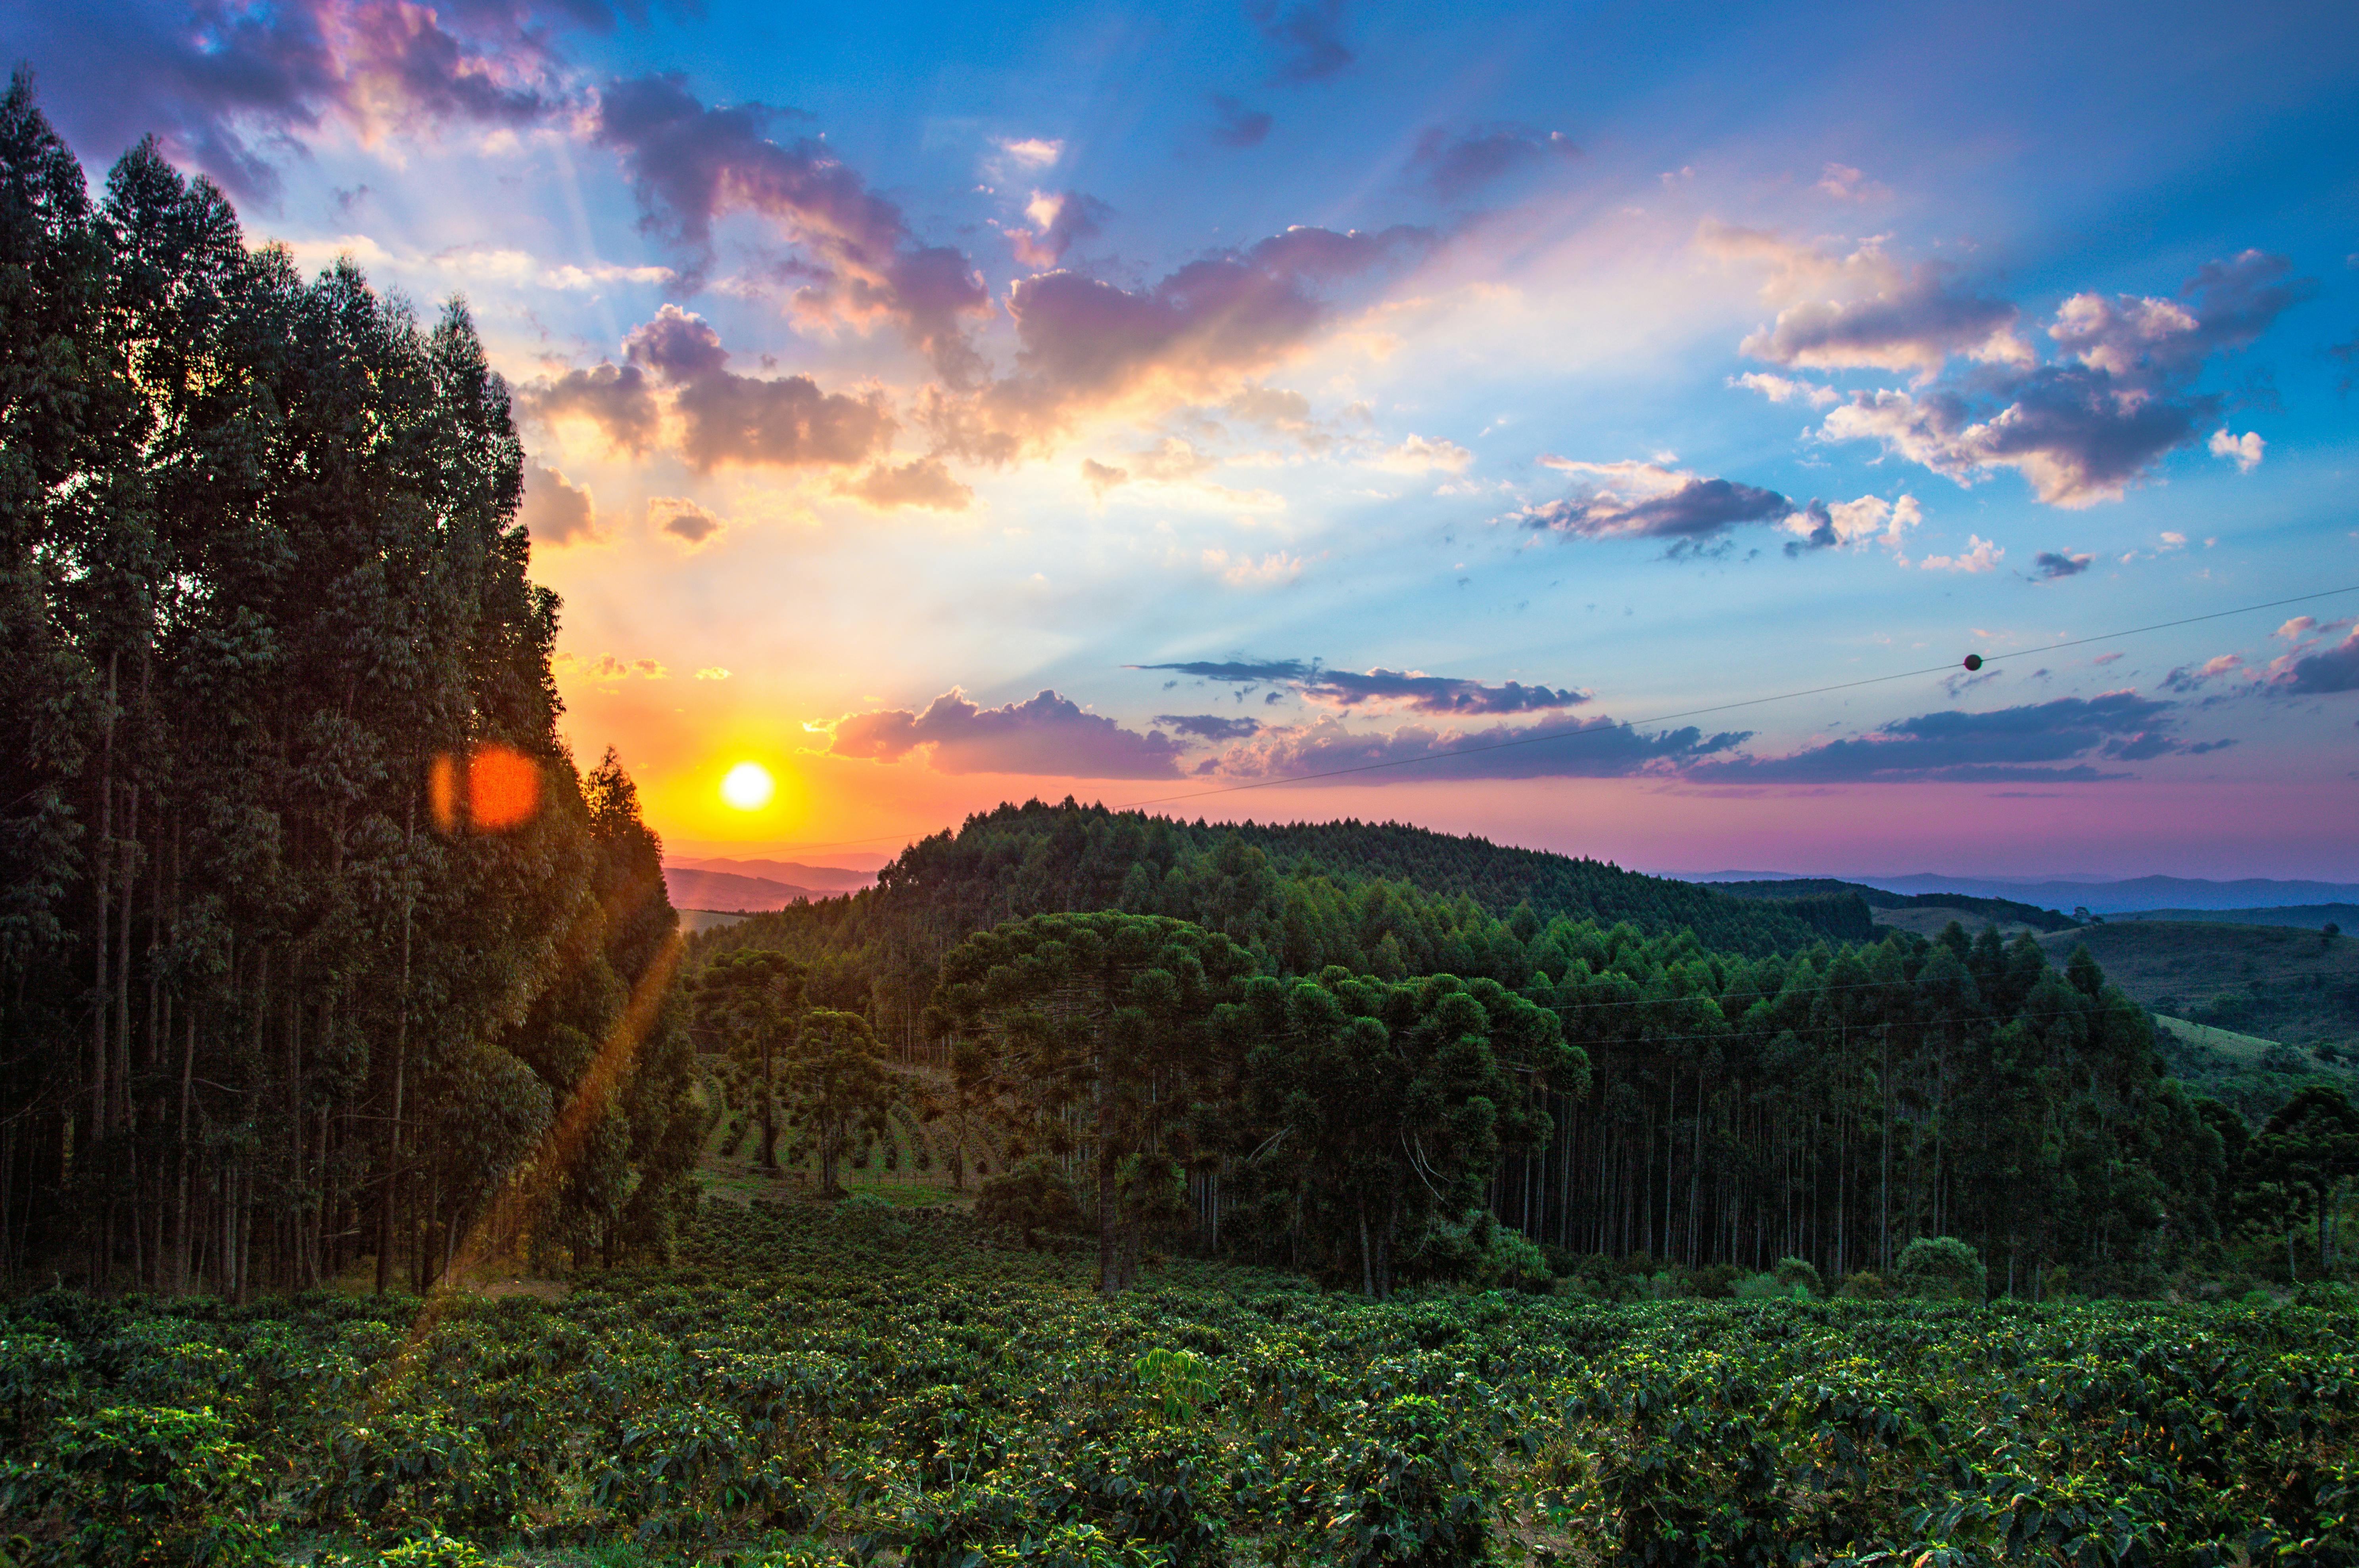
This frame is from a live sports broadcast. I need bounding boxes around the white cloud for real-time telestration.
[2208,428,2265,472]
[1731,371,1839,408]
[1919,534,2004,573]
[1373,433,1473,473]
[997,137,1063,168]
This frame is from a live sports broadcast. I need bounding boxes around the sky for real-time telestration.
[13,0,2359,879]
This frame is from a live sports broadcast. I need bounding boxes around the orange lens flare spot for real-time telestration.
[469,744,542,831]
[428,743,543,834]
[428,753,459,833]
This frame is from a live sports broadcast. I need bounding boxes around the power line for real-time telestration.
[761,582,2359,855]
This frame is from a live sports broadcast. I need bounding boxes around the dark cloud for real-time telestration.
[1156,714,1263,740]
[1205,715,1745,782]
[517,460,597,544]
[1526,464,1795,541]
[1132,657,1313,683]
[2332,331,2358,397]
[649,496,720,545]
[619,305,894,470]
[594,73,990,381]
[1208,94,1273,148]
[2275,628,2359,694]
[1410,125,1578,201]
[2033,549,2093,579]
[936,223,1428,456]
[520,362,661,452]
[825,690,1186,778]
[1131,657,1588,715]
[1688,692,2220,783]
[5,0,563,201]
[1816,251,2316,506]
[840,457,973,512]
[1244,0,1355,82]
[1745,271,2021,375]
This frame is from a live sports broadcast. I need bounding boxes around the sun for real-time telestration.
[720,761,775,811]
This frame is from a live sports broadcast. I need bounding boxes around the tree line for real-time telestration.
[0,77,699,1294]
[697,807,2353,1297]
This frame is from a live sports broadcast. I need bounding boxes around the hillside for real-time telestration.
[2038,921,2359,1052]
[2109,903,2357,931]
[1712,876,2079,934]
[663,865,829,911]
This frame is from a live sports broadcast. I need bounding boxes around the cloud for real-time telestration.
[1919,535,2003,572]
[1080,458,1130,496]
[695,667,730,680]
[594,74,991,381]
[1814,163,1890,202]
[1200,548,1303,587]
[560,651,673,683]
[520,362,661,452]
[1006,189,1111,267]
[1689,692,2214,783]
[2269,627,2359,694]
[840,456,973,511]
[1779,495,1921,555]
[1156,713,1263,740]
[8,0,564,201]
[1731,371,1839,408]
[1208,94,1273,148]
[1245,0,1356,82]
[2332,331,2358,396]
[937,223,1428,456]
[1813,251,2314,506]
[1372,433,1472,473]
[2161,653,2244,692]
[1131,657,1313,684]
[1131,657,1589,715]
[622,305,895,470]
[2033,549,2093,579]
[996,136,1061,169]
[1409,125,1578,201]
[2278,617,2319,640]
[518,460,599,544]
[1203,713,1746,781]
[649,496,722,545]
[2208,427,2265,472]
[1703,221,2029,376]
[821,689,1187,777]
[1525,459,1795,541]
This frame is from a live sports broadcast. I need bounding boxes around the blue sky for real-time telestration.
[13,0,2358,876]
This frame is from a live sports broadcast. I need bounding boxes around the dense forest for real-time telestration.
[697,800,2347,1300]
[0,77,700,1296]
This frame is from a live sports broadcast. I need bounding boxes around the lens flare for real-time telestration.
[720,761,775,811]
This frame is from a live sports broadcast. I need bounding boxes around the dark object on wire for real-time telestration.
[1962,654,1984,671]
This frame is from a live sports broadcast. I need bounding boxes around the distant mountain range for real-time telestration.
[662,857,876,912]
[1676,870,2359,914]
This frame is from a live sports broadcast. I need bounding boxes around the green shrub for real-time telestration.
[1836,1269,1889,1300]
[1325,1393,1495,1568]
[6,1404,272,1567]
[1772,1256,1824,1297]
[1896,1236,1987,1302]
[376,1530,486,1568]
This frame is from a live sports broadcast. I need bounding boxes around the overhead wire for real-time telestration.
[764,581,2359,855]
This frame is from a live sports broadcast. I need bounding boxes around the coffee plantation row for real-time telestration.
[3,1200,2355,1566]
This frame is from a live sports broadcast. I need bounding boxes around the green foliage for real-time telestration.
[4,1403,273,1566]
[10,1211,2359,1566]
[1774,1255,1824,1297]
[1896,1236,1988,1302]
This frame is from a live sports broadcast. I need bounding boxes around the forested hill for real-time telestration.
[1711,877,2082,934]
[700,798,1873,974]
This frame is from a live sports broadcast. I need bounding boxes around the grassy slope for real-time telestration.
[2038,921,2359,1049]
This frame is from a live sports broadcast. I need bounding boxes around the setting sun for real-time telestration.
[720,761,775,811]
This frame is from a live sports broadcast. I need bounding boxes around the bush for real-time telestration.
[1773,1256,1824,1298]
[1896,1237,1987,1302]
[1836,1269,1889,1300]
[9,1404,273,1566]
[1325,1394,1495,1567]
